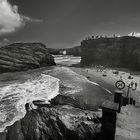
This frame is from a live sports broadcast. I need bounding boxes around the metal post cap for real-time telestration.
[114,90,123,93]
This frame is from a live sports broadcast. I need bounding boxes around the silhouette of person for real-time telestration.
[131,80,134,88]
[135,82,137,90]
[119,76,122,81]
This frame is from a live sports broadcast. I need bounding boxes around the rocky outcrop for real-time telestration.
[80,36,140,70]
[0,103,102,140]
[50,94,92,110]
[0,42,55,73]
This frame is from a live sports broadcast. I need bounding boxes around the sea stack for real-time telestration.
[0,42,56,73]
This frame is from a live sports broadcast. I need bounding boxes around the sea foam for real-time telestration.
[0,74,59,132]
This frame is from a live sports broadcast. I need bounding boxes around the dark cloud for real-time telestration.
[4,0,140,48]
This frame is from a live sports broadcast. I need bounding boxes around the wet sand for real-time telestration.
[71,67,140,104]
[43,66,112,110]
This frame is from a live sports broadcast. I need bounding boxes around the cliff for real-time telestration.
[66,46,82,56]
[47,46,81,56]
[0,43,55,73]
[80,36,140,70]
[0,99,102,140]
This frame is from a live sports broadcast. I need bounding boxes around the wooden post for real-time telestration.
[133,100,136,105]
[126,84,130,97]
[101,101,119,140]
[0,132,6,140]
[114,90,123,113]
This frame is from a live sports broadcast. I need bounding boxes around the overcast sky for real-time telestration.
[0,0,140,48]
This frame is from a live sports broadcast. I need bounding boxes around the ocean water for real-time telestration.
[0,55,81,132]
[54,55,81,66]
[43,67,112,110]
[0,73,59,132]
[0,55,112,132]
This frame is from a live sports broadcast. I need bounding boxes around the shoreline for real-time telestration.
[70,66,140,105]
[0,66,111,133]
[1,58,140,139]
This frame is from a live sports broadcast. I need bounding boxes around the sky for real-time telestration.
[0,0,140,48]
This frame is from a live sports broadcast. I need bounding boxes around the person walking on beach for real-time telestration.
[130,80,134,90]
[131,80,134,88]
[119,76,123,81]
[135,82,137,90]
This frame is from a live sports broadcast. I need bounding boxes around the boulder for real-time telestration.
[1,105,102,140]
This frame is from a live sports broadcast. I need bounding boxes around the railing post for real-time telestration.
[101,101,119,140]
[129,97,133,105]
[133,100,136,105]
[122,96,126,106]
[114,90,123,113]
[125,97,129,105]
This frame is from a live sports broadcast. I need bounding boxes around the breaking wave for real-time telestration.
[0,74,59,132]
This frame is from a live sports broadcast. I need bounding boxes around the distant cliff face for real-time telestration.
[0,43,55,73]
[66,46,82,56]
[80,36,140,70]
[47,46,82,56]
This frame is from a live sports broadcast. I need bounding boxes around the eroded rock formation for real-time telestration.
[0,42,55,73]
[0,103,102,140]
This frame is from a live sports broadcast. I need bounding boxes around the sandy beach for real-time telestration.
[71,67,140,104]
[70,66,140,140]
